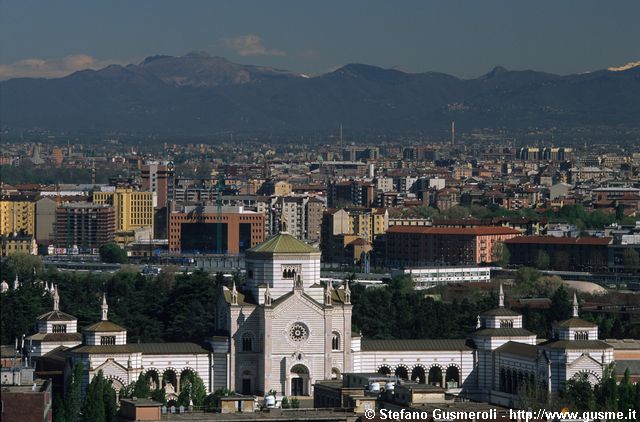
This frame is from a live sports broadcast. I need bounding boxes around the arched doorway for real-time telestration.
[395,366,409,380]
[242,370,253,395]
[411,366,426,384]
[445,366,460,388]
[145,369,160,390]
[331,368,341,380]
[428,366,443,387]
[162,369,178,395]
[290,364,309,396]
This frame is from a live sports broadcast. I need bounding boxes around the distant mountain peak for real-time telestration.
[608,61,640,72]
[483,66,509,78]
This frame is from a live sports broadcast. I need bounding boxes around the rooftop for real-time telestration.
[247,233,318,254]
[387,226,521,236]
[504,236,612,245]
[361,339,472,351]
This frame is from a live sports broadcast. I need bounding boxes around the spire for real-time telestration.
[13,274,19,290]
[572,292,579,318]
[264,283,272,307]
[498,283,504,308]
[101,293,109,321]
[325,281,333,306]
[343,280,351,304]
[476,315,481,329]
[230,281,238,305]
[52,285,60,311]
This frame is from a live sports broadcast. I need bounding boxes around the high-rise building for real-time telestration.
[92,188,154,233]
[141,161,175,209]
[55,203,116,251]
[0,196,36,236]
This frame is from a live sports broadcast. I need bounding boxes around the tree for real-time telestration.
[99,243,128,264]
[290,397,300,408]
[596,364,618,411]
[83,370,106,422]
[103,381,118,422]
[563,373,596,411]
[132,373,151,399]
[623,249,639,272]
[177,380,192,407]
[618,369,635,412]
[1,252,45,281]
[281,396,290,408]
[535,250,550,270]
[64,362,84,421]
[150,388,167,405]
[515,267,541,284]
[52,392,66,422]
[550,285,572,322]
[492,242,510,267]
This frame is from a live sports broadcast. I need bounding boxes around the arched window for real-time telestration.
[242,333,253,352]
[331,332,341,350]
[574,331,589,340]
[500,319,513,328]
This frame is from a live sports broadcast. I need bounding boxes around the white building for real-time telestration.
[393,267,492,289]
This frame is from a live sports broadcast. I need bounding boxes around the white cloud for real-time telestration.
[0,54,120,80]
[223,34,286,57]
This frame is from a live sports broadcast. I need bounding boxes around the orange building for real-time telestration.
[168,206,264,255]
[385,226,520,267]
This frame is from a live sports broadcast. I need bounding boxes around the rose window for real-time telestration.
[289,323,309,342]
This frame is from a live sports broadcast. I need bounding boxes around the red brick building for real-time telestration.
[385,226,520,267]
[168,206,264,255]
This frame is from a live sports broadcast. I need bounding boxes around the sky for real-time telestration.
[1,0,639,80]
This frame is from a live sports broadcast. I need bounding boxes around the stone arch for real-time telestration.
[428,365,443,387]
[162,368,179,394]
[105,376,126,393]
[143,368,161,390]
[572,370,600,386]
[411,365,426,384]
[290,364,310,396]
[445,364,460,387]
[377,365,392,376]
[331,367,342,380]
[394,365,409,380]
[180,366,198,389]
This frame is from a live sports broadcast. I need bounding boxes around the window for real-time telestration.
[574,331,589,340]
[242,333,253,352]
[500,319,513,328]
[52,324,67,333]
[331,332,341,351]
[100,336,116,345]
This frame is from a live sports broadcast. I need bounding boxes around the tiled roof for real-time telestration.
[361,339,472,351]
[504,236,612,246]
[495,341,537,359]
[83,321,126,332]
[554,317,598,328]
[615,360,640,376]
[37,310,77,322]
[481,307,521,317]
[387,226,521,236]
[473,328,535,337]
[71,342,209,355]
[247,233,318,254]
[539,339,612,350]
[27,333,82,342]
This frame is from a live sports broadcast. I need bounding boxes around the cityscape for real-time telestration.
[1,2,640,422]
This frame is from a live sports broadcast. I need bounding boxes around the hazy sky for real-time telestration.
[1,0,639,79]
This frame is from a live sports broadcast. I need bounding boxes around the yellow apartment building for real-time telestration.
[92,188,154,233]
[0,197,36,236]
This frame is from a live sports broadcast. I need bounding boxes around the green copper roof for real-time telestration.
[248,233,318,254]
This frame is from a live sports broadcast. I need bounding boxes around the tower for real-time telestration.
[451,121,455,146]
[101,293,109,321]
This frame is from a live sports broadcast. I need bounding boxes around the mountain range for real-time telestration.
[1,52,639,136]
